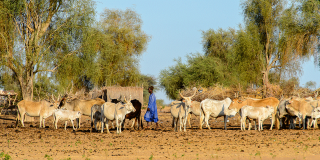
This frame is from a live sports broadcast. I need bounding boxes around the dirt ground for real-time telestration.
[1,107,320,160]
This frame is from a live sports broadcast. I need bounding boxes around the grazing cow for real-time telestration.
[228,97,280,130]
[59,97,105,128]
[171,89,197,132]
[53,109,81,130]
[200,98,237,130]
[100,97,136,133]
[240,105,274,131]
[16,100,59,128]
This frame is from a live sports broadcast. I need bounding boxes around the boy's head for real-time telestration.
[148,86,154,93]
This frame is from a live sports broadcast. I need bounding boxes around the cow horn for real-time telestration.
[179,90,185,99]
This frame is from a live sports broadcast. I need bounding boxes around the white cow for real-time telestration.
[240,105,274,131]
[100,96,136,134]
[200,98,237,130]
[171,89,197,132]
[171,101,188,132]
[16,100,59,128]
[310,107,320,128]
[53,109,81,130]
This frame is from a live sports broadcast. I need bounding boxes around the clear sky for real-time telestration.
[95,0,320,104]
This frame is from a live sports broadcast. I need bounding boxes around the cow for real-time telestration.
[310,107,320,128]
[59,97,105,128]
[200,98,238,130]
[240,105,274,131]
[121,99,143,130]
[171,101,188,132]
[53,109,81,130]
[285,98,320,129]
[171,89,197,132]
[186,101,205,129]
[228,97,280,130]
[100,96,136,134]
[16,100,59,128]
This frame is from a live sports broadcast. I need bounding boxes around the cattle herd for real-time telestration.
[14,90,320,133]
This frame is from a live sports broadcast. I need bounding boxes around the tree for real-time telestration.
[91,8,150,87]
[0,0,96,100]
[241,0,320,97]
[305,81,316,90]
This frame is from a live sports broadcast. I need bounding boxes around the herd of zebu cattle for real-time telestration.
[14,89,320,133]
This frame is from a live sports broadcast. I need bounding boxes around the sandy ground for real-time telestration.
[1,107,320,160]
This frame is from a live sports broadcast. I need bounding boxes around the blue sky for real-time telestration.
[95,0,320,104]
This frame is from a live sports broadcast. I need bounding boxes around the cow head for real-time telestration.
[123,95,136,113]
[228,98,243,111]
[266,106,275,115]
[179,88,197,110]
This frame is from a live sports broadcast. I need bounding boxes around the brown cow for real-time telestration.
[59,97,105,128]
[16,100,59,128]
[229,97,280,130]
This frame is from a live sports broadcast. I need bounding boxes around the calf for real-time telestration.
[53,109,81,130]
[228,97,280,130]
[240,105,274,131]
[200,98,237,130]
[100,96,136,134]
[59,97,105,128]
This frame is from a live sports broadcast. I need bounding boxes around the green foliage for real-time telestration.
[88,8,151,87]
[159,58,187,99]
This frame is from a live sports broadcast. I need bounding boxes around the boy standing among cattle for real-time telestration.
[144,86,159,130]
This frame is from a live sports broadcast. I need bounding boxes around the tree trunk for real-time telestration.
[262,69,270,98]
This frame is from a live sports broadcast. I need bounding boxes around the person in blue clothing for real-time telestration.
[144,86,159,129]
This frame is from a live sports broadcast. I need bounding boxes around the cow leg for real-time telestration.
[39,116,42,128]
[204,114,211,130]
[54,118,58,129]
[240,117,244,131]
[43,119,46,128]
[101,118,105,133]
[269,113,275,130]
[187,113,192,128]
[71,120,76,130]
[78,117,81,129]
[224,115,228,130]
[65,121,68,130]
[174,117,178,132]
[302,116,306,130]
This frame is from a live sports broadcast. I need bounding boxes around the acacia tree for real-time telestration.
[0,0,95,100]
[241,0,320,96]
